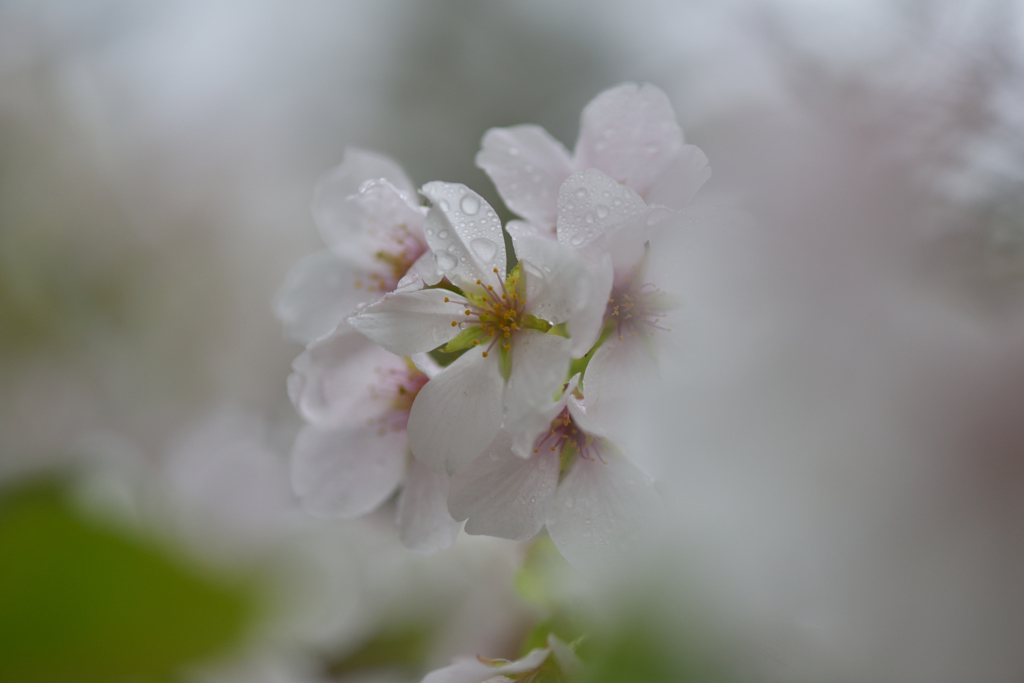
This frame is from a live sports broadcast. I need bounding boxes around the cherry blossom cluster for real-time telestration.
[275,83,710,568]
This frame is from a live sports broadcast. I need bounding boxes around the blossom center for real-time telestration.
[367,359,429,434]
[447,267,525,358]
[605,249,673,341]
[353,223,426,293]
[533,407,605,464]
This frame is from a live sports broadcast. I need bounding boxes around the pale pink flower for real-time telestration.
[555,167,687,423]
[348,182,609,475]
[447,377,661,571]
[288,330,459,553]
[275,148,440,343]
[476,82,710,238]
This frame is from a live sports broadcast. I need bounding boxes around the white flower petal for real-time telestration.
[273,250,363,344]
[583,328,659,427]
[422,649,552,683]
[556,169,647,256]
[290,423,407,519]
[565,392,604,438]
[448,430,559,541]
[573,83,684,198]
[395,249,442,292]
[288,330,405,428]
[644,143,711,210]
[510,388,571,460]
[420,182,506,291]
[407,345,504,475]
[515,235,613,356]
[547,448,662,572]
[396,458,461,554]
[347,289,467,356]
[506,218,551,242]
[319,179,427,263]
[410,352,444,379]
[504,329,571,430]
[476,124,573,230]
[312,149,415,248]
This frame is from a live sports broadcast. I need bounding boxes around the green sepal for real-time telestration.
[498,342,513,381]
[506,261,524,298]
[442,325,485,353]
[522,314,552,333]
[547,321,570,338]
[558,441,578,477]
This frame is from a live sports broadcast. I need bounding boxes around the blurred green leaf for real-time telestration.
[324,622,434,678]
[0,478,256,683]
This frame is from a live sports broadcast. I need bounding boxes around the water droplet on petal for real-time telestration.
[569,233,585,246]
[596,205,609,218]
[425,228,434,236]
[460,194,480,215]
[566,202,575,211]
[470,237,497,263]
[438,230,448,238]
[575,188,587,199]
[646,209,670,227]
[585,213,594,224]
[436,252,457,270]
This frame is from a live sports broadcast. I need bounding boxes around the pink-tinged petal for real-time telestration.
[395,249,443,292]
[290,423,407,519]
[407,345,504,475]
[516,236,588,322]
[273,250,364,344]
[476,124,573,230]
[318,179,427,264]
[602,205,679,275]
[644,144,711,210]
[581,333,659,429]
[347,289,467,356]
[396,458,461,554]
[573,83,684,198]
[288,330,406,428]
[504,329,571,430]
[570,253,614,357]
[312,149,415,248]
[510,387,571,460]
[506,218,552,242]
[565,392,604,438]
[547,449,662,572]
[515,235,613,356]
[422,648,552,683]
[556,169,646,256]
[448,431,559,541]
[420,182,506,291]
[410,352,443,379]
